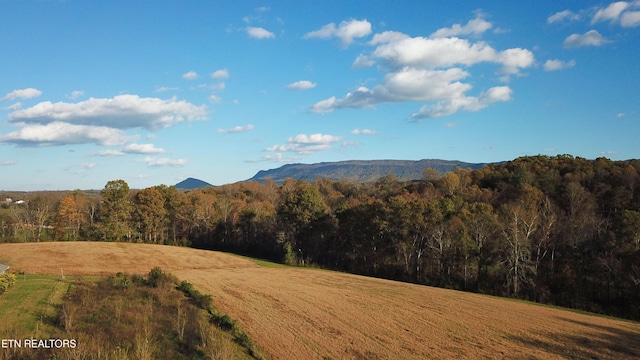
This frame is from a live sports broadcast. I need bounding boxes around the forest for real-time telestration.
[1,155,639,320]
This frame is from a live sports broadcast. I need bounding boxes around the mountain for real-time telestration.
[175,177,212,190]
[247,159,490,183]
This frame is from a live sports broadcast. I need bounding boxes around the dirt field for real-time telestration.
[1,242,639,359]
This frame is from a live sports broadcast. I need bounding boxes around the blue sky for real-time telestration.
[1,0,639,190]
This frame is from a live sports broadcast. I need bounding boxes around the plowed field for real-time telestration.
[1,242,639,359]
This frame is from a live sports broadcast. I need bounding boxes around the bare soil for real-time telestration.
[1,242,639,359]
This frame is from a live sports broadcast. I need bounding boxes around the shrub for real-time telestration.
[213,314,235,331]
[178,280,213,309]
[0,273,17,295]
[147,267,164,287]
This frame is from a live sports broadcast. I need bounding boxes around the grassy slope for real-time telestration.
[0,275,68,337]
[1,242,639,359]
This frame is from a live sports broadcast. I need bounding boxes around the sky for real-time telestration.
[1,0,639,191]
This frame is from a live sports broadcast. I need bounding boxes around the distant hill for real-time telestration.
[175,177,212,190]
[247,159,490,183]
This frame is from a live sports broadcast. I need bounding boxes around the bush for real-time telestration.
[147,267,164,287]
[0,273,17,295]
[213,314,235,331]
[178,280,213,309]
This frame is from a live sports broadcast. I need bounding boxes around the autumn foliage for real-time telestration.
[2,155,640,319]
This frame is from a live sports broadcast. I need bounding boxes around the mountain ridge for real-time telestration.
[247,159,491,183]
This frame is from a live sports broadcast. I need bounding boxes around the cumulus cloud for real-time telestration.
[370,34,533,74]
[182,71,198,80]
[556,1,640,28]
[247,27,275,39]
[429,16,492,38]
[311,67,512,116]
[1,88,42,101]
[563,30,608,48]
[287,80,317,90]
[547,10,581,23]
[621,10,640,26]
[211,69,230,79]
[543,59,576,71]
[143,157,187,167]
[308,15,532,119]
[409,86,512,120]
[351,128,376,135]
[0,122,131,146]
[8,94,207,130]
[266,133,342,154]
[123,143,164,154]
[209,95,222,104]
[218,124,254,134]
[305,19,372,46]
[592,1,631,24]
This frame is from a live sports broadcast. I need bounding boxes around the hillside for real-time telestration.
[1,242,639,359]
[247,159,490,183]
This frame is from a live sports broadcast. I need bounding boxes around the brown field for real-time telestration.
[1,242,639,359]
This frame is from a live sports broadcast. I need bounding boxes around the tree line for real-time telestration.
[2,155,639,320]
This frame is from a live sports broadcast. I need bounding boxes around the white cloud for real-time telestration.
[351,128,376,135]
[6,102,21,111]
[209,82,226,92]
[547,10,580,23]
[556,1,640,28]
[310,17,532,119]
[352,54,375,68]
[592,1,630,24]
[1,88,42,101]
[311,67,476,113]
[211,69,230,79]
[97,149,125,157]
[8,94,207,130]
[430,16,492,38]
[1,160,17,166]
[209,95,222,104]
[250,152,300,163]
[123,143,164,154]
[305,19,372,46]
[247,27,275,39]
[370,34,533,75]
[409,86,512,120]
[621,10,640,26]
[266,133,342,154]
[143,156,188,167]
[155,86,180,93]
[287,80,317,90]
[66,90,84,100]
[218,124,254,134]
[543,59,576,71]
[563,30,608,48]
[182,71,198,80]
[0,122,131,146]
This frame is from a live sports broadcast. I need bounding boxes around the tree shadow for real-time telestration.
[507,316,640,359]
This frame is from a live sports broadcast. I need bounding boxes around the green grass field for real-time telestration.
[0,274,69,338]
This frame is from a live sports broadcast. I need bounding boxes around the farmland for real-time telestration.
[1,242,639,359]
